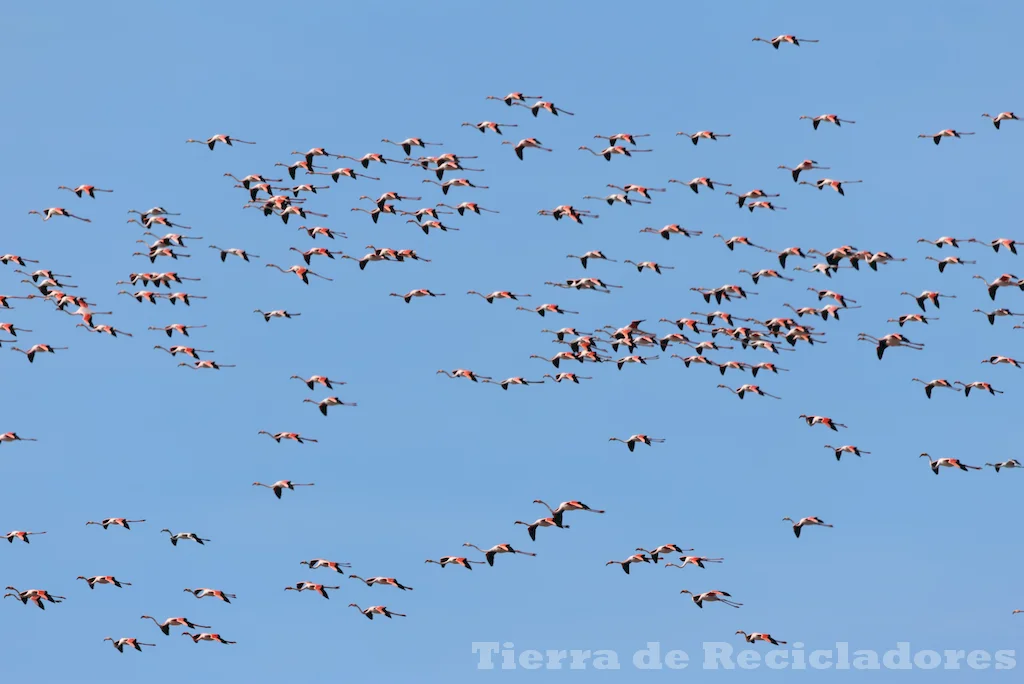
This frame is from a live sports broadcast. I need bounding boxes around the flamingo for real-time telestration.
[566,251,615,269]
[140,616,210,636]
[919,453,982,475]
[348,575,413,591]
[799,415,847,431]
[462,121,518,135]
[436,369,491,382]
[57,184,113,198]
[0,432,37,446]
[747,200,786,212]
[640,225,701,240]
[513,100,573,117]
[300,559,351,573]
[466,290,530,304]
[285,582,340,599]
[303,397,357,416]
[669,177,732,194]
[636,544,693,564]
[462,543,536,566]
[737,631,787,645]
[578,145,651,161]
[103,637,155,653]
[887,314,937,327]
[716,384,782,400]
[624,260,673,274]
[824,444,871,461]
[985,459,1022,472]
[258,431,317,445]
[517,304,578,317]
[752,34,818,48]
[973,274,1024,300]
[424,557,485,570]
[925,255,976,273]
[254,309,301,322]
[266,263,332,284]
[533,500,605,527]
[542,373,592,384]
[665,556,725,570]
[799,178,862,195]
[724,189,779,208]
[422,178,488,195]
[349,604,407,620]
[181,632,236,644]
[314,167,379,182]
[917,236,967,249]
[919,129,974,145]
[911,378,960,399]
[486,92,542,107]
[606,554,651,574]
[782,516,832,538]
[148,324,206,338]
[185,134,254,149]
[981,355,1022,368]
[513,517,568,541]
[778,160,829,182]
[290,374,344,390]
[680,590,742,608]
[900,290,956,311]
[85,518,143,531]
[953,381,1003,397]
[967,237,1021,255]
[482,376,545,390]
[608,434,665,452]
[981,112,1019,129]
[799,114,855,129]
[502,138,551,159]
[77,575,131,590]
[178,360,234,370]
[252,480,315,499]
[676,130,731,145]
[28,208,90,222]
[389,289,445,304]
[2,530,46,544]
[858,332,925,360]
[10,344,67,363]
[160,529,209,546]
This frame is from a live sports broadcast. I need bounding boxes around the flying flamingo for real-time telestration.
[349,604,406,620]
[985,459,1022,473]
[486,92,542,107]
[858,332,925,359]
[799,178,862,195]
[482,377,545,390]
[291,374,344,390]
[3,530,45,544]
[724,189,779,208]
[676,130,731,145]
[533,500,605,527]
[513,517,568,541]
[0,432,37,446]
[160,529,209,546]
[782,516,833,538]
[669,177,732,193]
[300,559,351,573]
[10,344,67,363]
[513,100,574,117]
[919,453,982,475]
[463,542,536,566]
[981,112,1019,129]
[953,381,1003,397]
[258,431,318,445]
[436,369,491,382]
[424,557,485,570]
[578,145,651,161]
[623,260,673,274]
[254,309,301,322]
[178,360,234,370]
[606,554,651,574]
[636,544,693,564]
[148,324,206,338]
[911,378,960,399]
[348,575,414,591]
[381,137,442,156]
[887,314,937,327]
[28,208,90,222]
[799,114,855,129]
[665,556,725,570]
[973,273,1024,300]
[389,289,445,303]
[57,184,113,198]
[77,575,131,590]
[266,263,332,285]
[185,134,254,149]
[502,138,551,159]
[103,637,155,653]
[462,121,518,135]
[284,582,340,599]
[918,129,974,145]
[608,435,665,452]
[543,373,592,384]
[717,384,782,400]
[752,34,818,48]
[640,225,700,240]
[252,480,315,499]
[981,355,1022,368]
[680,590,742,608]
[85,518,143,530]
[140,616,210,635]
[303,397,357,416]
[422,178,488,195]
[516,304,578,317]
[824,445,871,461]
[181,632,236,644]
[566,250,615,269]
[778,160,829,182]
[737,631,787,645]
[900,290,956,311]
[799,415,847,431]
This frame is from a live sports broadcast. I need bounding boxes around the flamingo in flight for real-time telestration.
[782,516,833,538]
[252,480,315,499]
[185,134,255,150]
[462,542,536,566]
[752,34,819,49]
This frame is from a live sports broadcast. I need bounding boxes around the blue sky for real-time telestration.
[2,1,1021,681]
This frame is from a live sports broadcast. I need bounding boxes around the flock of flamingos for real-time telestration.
[4,32,1023,654]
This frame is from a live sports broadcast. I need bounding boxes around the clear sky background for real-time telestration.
[2,1,1021,681]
